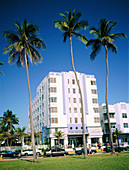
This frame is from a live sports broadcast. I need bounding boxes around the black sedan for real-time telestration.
[75,148,97,155]
[0,151,19,157]
[44,147,68,157]
[104,146,125,152]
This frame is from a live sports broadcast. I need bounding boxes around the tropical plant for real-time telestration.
[53,130,64,146]
[0,110,19,146]
[0,110,19,133]
[0,62,4,74]
[34,130,42,145]
[54,9,88,158]
[86,18,127,154]
[15,127,26,152]
[3,19,46,162]
[0,130,16,146]
[113,128,122,145]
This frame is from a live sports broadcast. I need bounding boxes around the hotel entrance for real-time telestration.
[68,134,88,147]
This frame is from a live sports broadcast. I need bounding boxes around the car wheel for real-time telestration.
[25,153,28,156]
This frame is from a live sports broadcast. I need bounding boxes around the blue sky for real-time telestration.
[0,0,128,129]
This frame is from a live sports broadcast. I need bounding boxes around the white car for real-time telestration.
[21,149,43,156]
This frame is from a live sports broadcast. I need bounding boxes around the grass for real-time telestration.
[0,152,129,170]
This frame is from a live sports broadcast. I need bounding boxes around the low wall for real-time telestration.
[0,145,48,151]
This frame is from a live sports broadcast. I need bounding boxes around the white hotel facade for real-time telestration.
[30,71,103,147]
[99,102,129,144]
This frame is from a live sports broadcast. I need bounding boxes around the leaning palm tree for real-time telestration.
[15,127,26,153]
[86,18,127,154]
[0,62,4,74]
[54,9,88,158]
[3,19,46,162]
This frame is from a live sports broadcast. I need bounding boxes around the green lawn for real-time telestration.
[0,152,129,170]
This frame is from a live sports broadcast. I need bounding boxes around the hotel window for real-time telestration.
[69,108,71,113]
[122,113,127,118]
[51,107,57,113]
[92,98,98,104]
[111,123,116,128]
[123,123,128,128]
[68,88,70,93]
[91,89,97,94]
[49,87,57,93]
[68,79,70,84]
[93,108,99,113]
[50,78,56,83]
[73,88,76,94]
[73,98,76,103]
[70,127,72,130]
[91,80,96,85]
[74,108,77,113]
[110,113,115,118]
[70,117,72,123]
[72,79,75,84]
[75,118,78,123]
[76,127,78,129]
[94,117,100,123]
[42,94,44,100]
[51,118,58,123]
[49,97,57,103]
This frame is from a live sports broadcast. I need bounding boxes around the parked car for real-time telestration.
[21,149,43,156]
[0,151,19,157]
[75,148,97,155]
[44,147,68,157]
[104,146,125,152]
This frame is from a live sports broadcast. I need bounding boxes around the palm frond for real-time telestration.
[59,13,68,23]
[3,31,19,44]
[90,44,101,61]
[3,44,15,54]
[63,32,69,42]
[109,33,127,39]
[107,42,117,54]
[73,32,88,44]
[74,20,88,31]
[107,22,117,33]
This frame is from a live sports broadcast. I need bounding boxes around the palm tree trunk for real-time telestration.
[105,45,115,154]
[70,36,88,158]
[25,52,37,162]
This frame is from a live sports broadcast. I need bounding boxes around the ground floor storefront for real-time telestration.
[49,134,102,148]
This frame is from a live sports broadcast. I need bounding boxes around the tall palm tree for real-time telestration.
[54,9,88,158]
[15,127,26,153]
[86,18,127,154]
[3,19,46,162]
[0,62,4,74]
